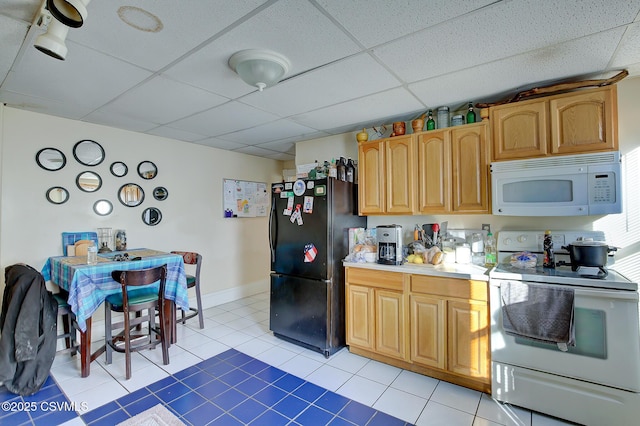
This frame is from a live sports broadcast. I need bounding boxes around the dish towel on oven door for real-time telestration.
[501,281,575,351]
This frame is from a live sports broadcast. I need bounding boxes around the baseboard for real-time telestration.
[193,278,269,311]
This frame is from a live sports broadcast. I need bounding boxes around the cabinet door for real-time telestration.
[410,294,445,369]
[417,131,451,213]
[358,140,384,214]
[346,284,374,349]
[375,289,406,360]
[550,87,617,154]
[447,299,489,380]
[385,135,416,214]
[491,101,548,160]
[451,124,489,213]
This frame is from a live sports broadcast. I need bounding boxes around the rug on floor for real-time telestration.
[116,404,183,426]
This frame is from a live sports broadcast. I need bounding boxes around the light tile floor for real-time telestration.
[1,292,578,425]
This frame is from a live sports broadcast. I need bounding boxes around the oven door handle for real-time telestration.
[491,280,638,301]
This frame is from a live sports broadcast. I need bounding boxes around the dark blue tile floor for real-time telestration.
[0,349,413,425]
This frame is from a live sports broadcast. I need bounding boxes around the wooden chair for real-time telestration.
[171,251,204,329]
[53,291,80,356]
[105,265,169,380]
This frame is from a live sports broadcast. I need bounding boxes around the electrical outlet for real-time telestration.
[482,224,491,233]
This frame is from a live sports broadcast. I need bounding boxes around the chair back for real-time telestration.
[171,251,202,278]
[110,265,167,312]
[62,232,98,256]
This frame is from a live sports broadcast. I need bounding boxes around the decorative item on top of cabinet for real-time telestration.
[357,134,416,215]
[391,121,406,137]
[411,115,425,133]
[490,85,618,161]
[356,128,369,142]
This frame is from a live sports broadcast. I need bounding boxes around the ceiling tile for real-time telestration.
[170,101,280,136]
[95,76,229,125]
[216,119,319,145]
[4,39,151,115]
[233,145,282,157]
[240,53,401,117]
[612,22,640,68]
[255,139,296,153]
[409,27,627,108]
[67,0,270,71]
[146,125,209,142]
[374,0,640,83]
[316,0,495,47]
[264,151,295,161]
[82,108,158,132]
[163,0,361,98]
[290,87,424,129]
[0,15,27,81]
[197,137,249,150]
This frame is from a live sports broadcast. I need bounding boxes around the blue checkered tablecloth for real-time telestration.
[41,249,189,332]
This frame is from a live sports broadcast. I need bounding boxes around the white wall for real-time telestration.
[0,106,283,308]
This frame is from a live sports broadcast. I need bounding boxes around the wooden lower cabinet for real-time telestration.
[345,267,491,393]
[346,268,406,361]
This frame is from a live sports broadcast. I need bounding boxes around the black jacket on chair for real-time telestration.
[0,264,58,396]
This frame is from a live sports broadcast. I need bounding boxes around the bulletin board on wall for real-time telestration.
[222,178,269,218]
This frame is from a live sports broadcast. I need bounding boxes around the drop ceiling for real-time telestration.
[1,0,640,161]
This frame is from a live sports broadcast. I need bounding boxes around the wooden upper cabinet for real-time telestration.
[550,87,617,154]
[358,135,416,215]
[490,85,618,161]
[385,135,416,214]
[417,131,451,214]
[451,124,489,213]
[491,100,548,160]
[358,140,385,214]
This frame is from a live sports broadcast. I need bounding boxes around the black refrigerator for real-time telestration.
[269,177,366,357]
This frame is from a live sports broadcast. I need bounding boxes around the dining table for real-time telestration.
[41,248,189,377]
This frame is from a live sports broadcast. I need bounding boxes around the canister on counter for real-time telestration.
[437,106,449,129]
[451,115,464,126]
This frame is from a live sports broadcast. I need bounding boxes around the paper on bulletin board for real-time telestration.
[223,179,269,217]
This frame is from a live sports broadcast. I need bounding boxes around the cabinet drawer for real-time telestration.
[346,268,403,291]
[411,275,488,302]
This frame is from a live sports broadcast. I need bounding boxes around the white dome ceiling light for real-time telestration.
[228,49,291,92]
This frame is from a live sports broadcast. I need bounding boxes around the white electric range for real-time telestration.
[489,230,639,426]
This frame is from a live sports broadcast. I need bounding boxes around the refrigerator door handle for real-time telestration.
[269,197,277,262]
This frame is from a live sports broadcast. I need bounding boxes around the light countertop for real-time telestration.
[344,261,490,282]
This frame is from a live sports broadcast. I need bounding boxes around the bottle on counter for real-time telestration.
[337,157,347,181]
[426,110,435,130]
[346,158,355,183]
[328,158,337,178]
[466,102,476,124]
[484,232,496,268]
[543,230,555,268]
[437,106,450,129]
[87,243,98,265]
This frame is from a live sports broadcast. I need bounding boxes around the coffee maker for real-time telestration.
[376,225,403,265]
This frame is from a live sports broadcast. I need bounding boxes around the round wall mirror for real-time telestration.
[137,161,157,179]
[45,186,69,204]
[142,207,162,226]
[76,171,102,192]
[93,199,113,216]
[153,186,168,201]
[110,161,128,177]
[118,183,145,207]
[73,140,105,166]
[36,148,67,171]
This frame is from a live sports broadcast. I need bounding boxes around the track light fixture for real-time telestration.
[47,0,90,28]
[33,0,90,60]
[34,17,69,60]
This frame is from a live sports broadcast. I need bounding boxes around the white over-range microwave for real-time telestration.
[491,151,622,216]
